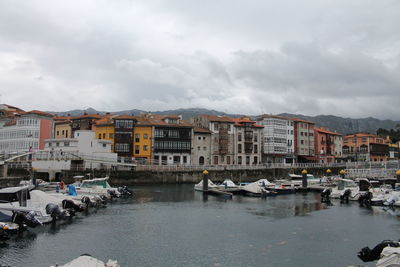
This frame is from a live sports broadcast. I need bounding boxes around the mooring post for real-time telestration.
[396,170,400,184]
[302,169,308,188]
[203,170,209,192]
[340,169,346,179]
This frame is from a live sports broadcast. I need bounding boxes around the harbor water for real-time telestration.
[0,184,399,267]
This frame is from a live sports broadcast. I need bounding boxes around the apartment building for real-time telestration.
[113,115,136,158]
[293,118,315,162]
[314,127,343,163]
[192,115,235,165]
[0,110,54,153]
[343,133,388,161]
[133,114,154,162]
[232,117,263,165]
[151,115,192,165]
[257,115,295,164]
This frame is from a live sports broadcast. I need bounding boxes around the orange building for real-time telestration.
[343,133,388,161]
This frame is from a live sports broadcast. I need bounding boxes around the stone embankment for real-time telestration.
[1,166,343,187]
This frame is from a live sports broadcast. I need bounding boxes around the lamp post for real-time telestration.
[340,169,346,179]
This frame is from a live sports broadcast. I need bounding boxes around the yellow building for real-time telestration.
[133,124,152,161]
[94,119,115,151]
[54,119,72,139]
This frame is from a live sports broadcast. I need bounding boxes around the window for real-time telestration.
[64,142,69,147]
[98,133,102,139]
[56,142,60,147]
[135,145,139,154]
[144,133,148,139]
[65,130,69,137]
[203,146,207,151]
[214,123,219,131]
[57,131,59,136]
[183,156,187,164]
[238,144,242,153]
[254,144,258,153]
[238,156,242,164]
[198,137,201,140]
[238,133,242,142]
[203,137,206,140]
[135,133,140,143]
[103,133,106,139]
[254,134,258,142]
[197,146,201,151]
[115,143,130,152]
[62,130,65,135]
[246,156,250,165]
[102,144,106,148]
[301,140,304,145]
[109,133,114,139]
[173,156,180,164]
[144,145,148,151]
[213,156,219,165]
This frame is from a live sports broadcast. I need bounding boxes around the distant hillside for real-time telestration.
[279,113,400,135]
[48,107,400,135]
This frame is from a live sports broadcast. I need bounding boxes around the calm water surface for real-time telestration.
[0,184,399,267]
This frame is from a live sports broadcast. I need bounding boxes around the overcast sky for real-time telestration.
[0,0,399,119]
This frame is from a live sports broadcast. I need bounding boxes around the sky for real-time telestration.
[0,0,399,119]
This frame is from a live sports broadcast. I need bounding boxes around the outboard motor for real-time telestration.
[11,211,42,229]
[107,189,119,199]
[45,203,67,221]
[358,191,373,206]
[320,188,331,202]
[385,194,399,207]
[358,240,400,262]
[62,199,85,213]
[81,196,94,208]
[118,186,133,198]
[340,189,351,203]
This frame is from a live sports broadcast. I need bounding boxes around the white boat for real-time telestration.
[241,179,274,197]
[73,177,128,198]
[194,179,218,192]
[330,178,363,201]
[0,186,68,226]
[51,255,120,267]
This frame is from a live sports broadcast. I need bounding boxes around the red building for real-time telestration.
[314,127,342,163]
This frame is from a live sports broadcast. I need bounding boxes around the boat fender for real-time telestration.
[358,240,400,262]
[11,211,41,229]
[62,199,84,213]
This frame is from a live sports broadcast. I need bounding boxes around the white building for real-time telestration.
[257,115,295,164]
[0,110,54,154]
[32,130,117,180]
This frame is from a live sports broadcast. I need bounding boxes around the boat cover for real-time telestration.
[195,179,217,188]
[68,185,77,196]
[30,190,62,205]
[242,182,262,194]
[256,179,272,186]
[376,247,400,267]
[222,179,237,187]
[51,255,120,267]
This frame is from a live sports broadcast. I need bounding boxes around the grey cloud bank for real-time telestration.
[0,0,399,119]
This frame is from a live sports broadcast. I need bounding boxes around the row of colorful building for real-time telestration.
[0,104,398,166]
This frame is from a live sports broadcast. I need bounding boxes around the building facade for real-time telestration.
[314,128,342,163]
[343,133,388,162]
[257,115,295,164]
[233,117,263,165]
[293,118,315,162]
[192,115,235,165]
[192,127,212,165]
[0,110,54,153]
[113,115,136,158]
[151,115,192,165]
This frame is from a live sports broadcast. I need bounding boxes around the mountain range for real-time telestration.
[49,108,400,135]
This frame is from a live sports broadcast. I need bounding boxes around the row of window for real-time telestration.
[300,131,314,137]
[115,120,134,128]
[17,119,39,126]
[134,145,149,154]
[98,133,114,139]
[0,141,39,150]
[48,142,70,147]
[115,143,130,152]
[154,141,191,150]
[0,129,39,140]
[57,130,69,137]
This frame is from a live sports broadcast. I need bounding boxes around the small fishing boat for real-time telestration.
[241,179,275,197]
[72,177,132,198]
[194,179,218,192]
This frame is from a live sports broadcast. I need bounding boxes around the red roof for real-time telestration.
[315,128,342,136]
[231,117,264,128]
[193,127,212,134]
[198,114,234,123]
[291,117,315,124]
[135,114,192,127]
[71,114,103,120]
